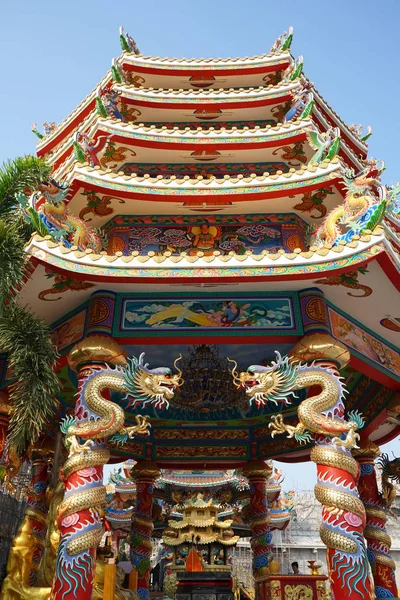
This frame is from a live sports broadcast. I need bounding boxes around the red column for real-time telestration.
[291,335,374,600]
[51,336,126,600]
[242,461,273,577]
[130,461,160,599]
[353,439,398,598]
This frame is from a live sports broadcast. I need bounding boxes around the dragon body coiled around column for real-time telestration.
[230,351,372,599]
[54,353,183,600]
[355,452,399,596]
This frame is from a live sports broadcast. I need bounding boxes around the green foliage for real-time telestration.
[95,96,108,119]
[26,206,51,237]
[0,155,60,451]
[120,34,130,52]
[0,303,60,451]
[0,156,51,219]
[0,219,27,312]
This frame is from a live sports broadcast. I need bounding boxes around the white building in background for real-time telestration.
[274,490,400,577]
[219,490,400,580]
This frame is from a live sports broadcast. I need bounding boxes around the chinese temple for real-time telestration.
[0,24,400,600]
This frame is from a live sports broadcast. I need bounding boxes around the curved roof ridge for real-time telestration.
[121,51,291,67]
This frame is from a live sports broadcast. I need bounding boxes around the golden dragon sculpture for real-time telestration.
[229,347,372,598]
[53,351,183,599]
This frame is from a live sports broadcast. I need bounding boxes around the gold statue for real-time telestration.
[37,481,64,586]
[0,517,51,599]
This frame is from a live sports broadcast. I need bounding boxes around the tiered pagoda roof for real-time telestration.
[4,26,398,465]
[163,493,240,546]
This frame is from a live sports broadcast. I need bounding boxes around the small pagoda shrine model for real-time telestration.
[0,23,399,600]
[162,493,238,600]
[163,493,239,570]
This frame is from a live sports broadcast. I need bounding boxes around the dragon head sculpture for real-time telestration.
[228,352,297,407]
[379,453,400,484]
[124,353,184,410]
[33,178,70,206]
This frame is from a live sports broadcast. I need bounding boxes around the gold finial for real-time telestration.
[67,336,127,372]
[240,460,273,479]
[289,333,350,368]
[130,460,161,480]
[352,438,380,459]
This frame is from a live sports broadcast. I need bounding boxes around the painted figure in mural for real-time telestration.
[124,298,293,330]
[189,224,220,255]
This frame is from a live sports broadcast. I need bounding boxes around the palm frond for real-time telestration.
[0,156,51,218]
[0,219,27,312]
[0,303,60,451]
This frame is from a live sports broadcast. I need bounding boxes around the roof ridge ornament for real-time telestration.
[348,124,373,143]
[283,81,314,124]
[119,26,140,55]
[270,26,294,54]
[311,159,387,247]
[282,55,303,82]
[111,58,123,83]
[307,127,341,166]
[31,121,56,140]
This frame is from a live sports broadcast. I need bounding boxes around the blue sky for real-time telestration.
[2,0,399,486]
[0,0,399,184]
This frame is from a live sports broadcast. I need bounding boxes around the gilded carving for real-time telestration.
[153,429,248,440]
[284,584,313,600]
[269,580,281,600]
[155,445,248,458]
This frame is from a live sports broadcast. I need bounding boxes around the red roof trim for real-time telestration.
[68,173,340,205]
[120,62,290,78]
[121,94,292,111]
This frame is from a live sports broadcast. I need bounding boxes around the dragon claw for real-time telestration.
[67,435,94,456]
